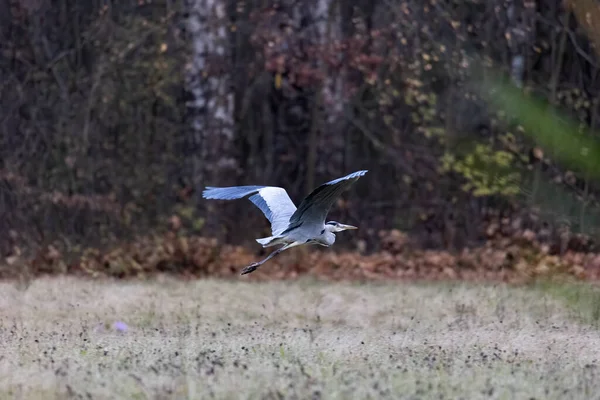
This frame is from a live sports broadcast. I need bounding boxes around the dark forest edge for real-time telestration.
[1,0,600,282]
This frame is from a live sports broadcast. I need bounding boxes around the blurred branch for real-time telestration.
[564,0,600,60]
[306,88,320,193]
[477,68,600,237]
[481,72,600,179]
[341,106,416,176]
[40,35,69,101]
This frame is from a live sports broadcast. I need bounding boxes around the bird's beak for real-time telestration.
[339,224,358,230]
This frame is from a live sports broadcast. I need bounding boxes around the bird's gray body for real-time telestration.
[261,218,337,248]
[203,170,367,274]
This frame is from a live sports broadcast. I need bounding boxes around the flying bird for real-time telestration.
[203,170,368,275]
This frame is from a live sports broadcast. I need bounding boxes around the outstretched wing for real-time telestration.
[202,185,297,235]
[287,170,367,229]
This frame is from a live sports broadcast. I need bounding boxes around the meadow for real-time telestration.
[1,276,599,399]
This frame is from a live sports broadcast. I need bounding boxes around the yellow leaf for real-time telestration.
[274,73,282,89]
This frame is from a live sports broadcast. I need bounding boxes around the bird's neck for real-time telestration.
[321,227,336,246]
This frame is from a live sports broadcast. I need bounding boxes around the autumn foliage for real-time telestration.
[0,224,594,285]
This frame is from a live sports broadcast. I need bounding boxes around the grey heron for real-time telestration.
[202,170,368,275]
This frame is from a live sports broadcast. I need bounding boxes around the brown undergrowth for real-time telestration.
[4,228,600,284]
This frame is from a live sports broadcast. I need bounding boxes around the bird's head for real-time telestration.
[325,221,358,233]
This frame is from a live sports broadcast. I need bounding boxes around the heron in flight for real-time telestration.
[203,170,367,275]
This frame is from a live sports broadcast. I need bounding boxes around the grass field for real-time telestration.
[1,276,600,399]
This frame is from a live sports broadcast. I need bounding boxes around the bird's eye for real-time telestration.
[320,229,325,234]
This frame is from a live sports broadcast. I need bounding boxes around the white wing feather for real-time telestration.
[249,187,298,235]
[202,185,297,236]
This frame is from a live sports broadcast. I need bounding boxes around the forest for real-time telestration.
[1,0,600,282]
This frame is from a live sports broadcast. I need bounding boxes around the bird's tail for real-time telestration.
[256,236,284,248]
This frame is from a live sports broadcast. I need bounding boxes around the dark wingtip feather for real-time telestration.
[202,186,253,200]
[324,170,368,186]
[202,187,223,199]
[202,185,272,201]
[202,187,217,199]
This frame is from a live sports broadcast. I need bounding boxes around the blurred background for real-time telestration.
[1,0,600,281]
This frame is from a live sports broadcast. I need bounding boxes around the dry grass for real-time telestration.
[0,276,599,399]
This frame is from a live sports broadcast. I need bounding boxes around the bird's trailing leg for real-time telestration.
[240,242,296,275]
